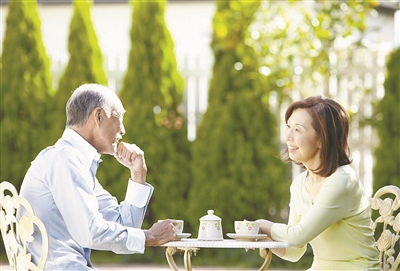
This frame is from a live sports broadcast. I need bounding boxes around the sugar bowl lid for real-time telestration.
[199,209,221,221]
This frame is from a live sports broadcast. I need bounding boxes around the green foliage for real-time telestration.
[0,0,53,188]
[373,48,400,191]
[188,0,289,238]
[50,0,107,141]
[97,0,190,230]
[250,0,377,100]
[0,0,385,268]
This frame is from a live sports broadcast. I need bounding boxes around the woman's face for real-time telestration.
[285,108,321,170]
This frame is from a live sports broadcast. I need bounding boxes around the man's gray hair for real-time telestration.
[66,83,125,128]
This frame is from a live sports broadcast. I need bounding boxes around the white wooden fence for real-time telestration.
[323,48,388,197]
[277,48,390,197]
[51,46,390,197]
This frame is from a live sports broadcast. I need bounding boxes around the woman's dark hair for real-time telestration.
[281,96,352,177]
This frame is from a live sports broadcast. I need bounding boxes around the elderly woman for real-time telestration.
[258,96,380,270]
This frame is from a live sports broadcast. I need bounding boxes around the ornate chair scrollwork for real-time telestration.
[0,181,48,270]
[370,185,400,271]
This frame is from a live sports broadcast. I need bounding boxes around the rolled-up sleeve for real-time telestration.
[125,179,153,208]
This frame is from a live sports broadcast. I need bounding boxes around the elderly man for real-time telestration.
[19,83,176,270]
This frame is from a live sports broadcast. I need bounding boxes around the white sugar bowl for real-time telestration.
[197,210,223,241]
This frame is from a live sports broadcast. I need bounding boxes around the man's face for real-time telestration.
[95,109,125,155]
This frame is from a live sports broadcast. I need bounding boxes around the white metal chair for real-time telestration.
[0,181,48,270]
[370,185,400,271]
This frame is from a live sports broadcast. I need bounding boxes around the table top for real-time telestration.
[162,238,291,249]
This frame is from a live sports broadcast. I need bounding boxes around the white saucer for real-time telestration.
[175,233,191,240]
[226,233,268,242]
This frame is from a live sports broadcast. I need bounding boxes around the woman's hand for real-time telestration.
[256,219,286,257]
[257,219,274,236]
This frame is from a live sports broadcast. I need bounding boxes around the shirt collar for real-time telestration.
[61,128,102,170]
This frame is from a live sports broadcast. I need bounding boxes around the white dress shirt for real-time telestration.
[19,129,153,270]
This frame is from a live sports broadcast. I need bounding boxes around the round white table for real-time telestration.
[161,238,291,271]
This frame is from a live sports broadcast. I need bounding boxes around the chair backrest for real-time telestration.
[370,185,400,271]
[0,181,48,270]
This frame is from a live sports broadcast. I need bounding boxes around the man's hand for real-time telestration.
[144,219,177,246]
[115,142,147,184]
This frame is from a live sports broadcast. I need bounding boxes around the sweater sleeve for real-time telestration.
[271,170,354,261]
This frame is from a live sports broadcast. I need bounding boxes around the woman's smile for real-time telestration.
[285,109,321,169]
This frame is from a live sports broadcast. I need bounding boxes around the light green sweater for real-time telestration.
[271,165,381,270]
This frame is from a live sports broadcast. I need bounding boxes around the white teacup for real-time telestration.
[158,219,184,234]
[234,220,259,235]
[174,220,184,234]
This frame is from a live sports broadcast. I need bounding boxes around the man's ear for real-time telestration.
[93,107,103,126]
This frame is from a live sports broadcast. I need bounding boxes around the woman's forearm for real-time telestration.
[257,219,286,257]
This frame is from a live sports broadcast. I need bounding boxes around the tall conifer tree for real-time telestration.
[0,0,53,187]
[51,0,107,140]
[373,48,400,191]
[188,0,289,233]
[103,0,190,227]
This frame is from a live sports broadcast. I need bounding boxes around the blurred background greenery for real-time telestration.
[0,0,399,269]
